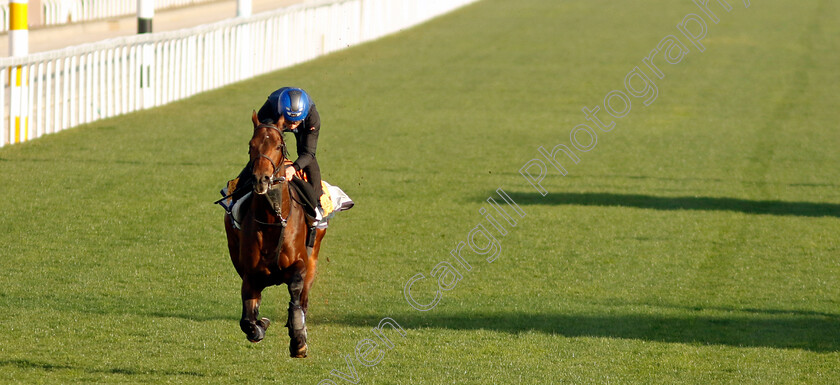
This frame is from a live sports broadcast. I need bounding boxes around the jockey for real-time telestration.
[232,87,325,220]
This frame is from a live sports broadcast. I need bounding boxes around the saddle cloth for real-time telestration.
[219,178,354,230]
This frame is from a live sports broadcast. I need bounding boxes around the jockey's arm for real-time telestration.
[291,105,321,172]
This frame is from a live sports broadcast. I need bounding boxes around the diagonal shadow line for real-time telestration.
[594,300,840,320]
[31,299,239,323]
[0,359,206,377]
[493,173,840,188]
[325,311,840,353]
[0,156,206,167]
[501,192,840,218]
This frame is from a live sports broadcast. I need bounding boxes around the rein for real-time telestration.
[254,179,290,227]
[255,123,288,184]
[253,123,290,228]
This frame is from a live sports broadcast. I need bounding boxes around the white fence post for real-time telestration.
[237,0,251,17]
[139,43,153,109]
[137,0,153,33]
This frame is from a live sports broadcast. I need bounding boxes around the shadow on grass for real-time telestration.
[498,173,840,189]
[327,310,840,352]
[0,359,206,377]
[599,300,840,320]
[501,192,840,218]
[41,300,238,323]
[0,156,205,168]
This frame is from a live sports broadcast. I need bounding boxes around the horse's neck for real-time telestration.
[251,192,283,225]
[252,182,300,223]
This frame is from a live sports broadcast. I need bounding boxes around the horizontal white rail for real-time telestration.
[0,0,220,31]
[0,0,478,146]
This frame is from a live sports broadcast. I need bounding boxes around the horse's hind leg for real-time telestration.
[300,265,316,315]
[301,229,325,314]
[240,279,270,343]
[224,215,244,278]
[287,262,308,358]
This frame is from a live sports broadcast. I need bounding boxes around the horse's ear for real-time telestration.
[251,110,259,127]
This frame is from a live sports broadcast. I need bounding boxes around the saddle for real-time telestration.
[217,177,353,231]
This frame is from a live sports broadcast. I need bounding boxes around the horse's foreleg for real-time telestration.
[240,279,270,343]
[287,262,308,358]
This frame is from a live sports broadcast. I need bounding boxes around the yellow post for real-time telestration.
[9,0,28,57]
[9,0,30,144]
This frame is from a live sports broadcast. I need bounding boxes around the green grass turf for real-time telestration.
[1,0,839,383]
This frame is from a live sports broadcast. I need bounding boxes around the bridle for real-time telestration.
[254,123,289,186]
[252,122,292,228]
[254,123,313,213]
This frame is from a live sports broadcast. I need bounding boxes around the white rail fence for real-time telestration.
[0,0,219,31]
[0,0,478,147]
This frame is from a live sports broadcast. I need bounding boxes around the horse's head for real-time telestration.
[248,111,288,195]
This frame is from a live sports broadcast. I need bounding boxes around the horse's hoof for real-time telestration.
[258,317,271,331]
[247,327,265,343]
[242,319,267,343]
[290,344,308,358]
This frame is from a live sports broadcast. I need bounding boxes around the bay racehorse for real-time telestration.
[224,111,326,358]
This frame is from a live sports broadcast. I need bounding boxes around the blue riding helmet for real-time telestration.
[277,88,311,122]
